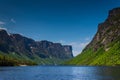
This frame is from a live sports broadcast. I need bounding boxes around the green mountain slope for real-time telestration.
[65,7,120,66]
[0,52,67,66]
[65,41,120,66]
[0,30,73,66]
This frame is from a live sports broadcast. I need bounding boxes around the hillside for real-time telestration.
[0,30,73,66]
[65,7,120,66]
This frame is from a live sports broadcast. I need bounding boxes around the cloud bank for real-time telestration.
[69,41,89,56]
[10,18,16,23]
[0,21,5,25]
[58,38,91,56]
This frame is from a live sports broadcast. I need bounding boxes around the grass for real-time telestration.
[0,52,69,66]
[0,52,37,66]
[64,41,120,66]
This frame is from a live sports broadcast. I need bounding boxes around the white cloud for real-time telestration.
[0,27,7,30]
[58,39,90,57]
[59,40,66,44]
[69,42,89,48]
[10,18,16,23]
[0,21,5,25]
[0,27,10,35]
[68,41,89,56]
[85,37,90,41]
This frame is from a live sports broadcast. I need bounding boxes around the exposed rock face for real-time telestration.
[85,7,120,51]
[0,29,12,53]
[65,7,120,66]
[0,29,73,59]
[31,40,73,59]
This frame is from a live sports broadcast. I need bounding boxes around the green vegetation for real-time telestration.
[31,54,67,65]
[0,52,37,66]
[65,41,120,66]
[0,52,68,66]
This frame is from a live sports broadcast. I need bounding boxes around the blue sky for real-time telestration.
[0,0,120,56]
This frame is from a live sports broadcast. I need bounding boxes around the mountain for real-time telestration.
[65,7,120,66]
[0,29,73,66]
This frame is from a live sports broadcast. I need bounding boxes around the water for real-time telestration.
[0,66,120,80]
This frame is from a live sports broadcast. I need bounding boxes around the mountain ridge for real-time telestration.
[0,29,73,66]
[65,7,120,66]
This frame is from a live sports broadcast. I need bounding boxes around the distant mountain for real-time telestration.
[0,29,73,66]
[65,7,120,66]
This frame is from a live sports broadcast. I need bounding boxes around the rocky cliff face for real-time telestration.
[65,7,120,66]
[85,7,120,52]
[0,29,73,60]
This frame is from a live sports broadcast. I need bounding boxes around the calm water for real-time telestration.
[0,66,120,80]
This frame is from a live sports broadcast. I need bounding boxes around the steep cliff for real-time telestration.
[85,7,120,51]
[65,7,120,66]
[0,29,73,65]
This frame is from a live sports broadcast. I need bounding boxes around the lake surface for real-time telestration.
[0,66,120,80]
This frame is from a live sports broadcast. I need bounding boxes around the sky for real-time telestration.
[0,0,120,56]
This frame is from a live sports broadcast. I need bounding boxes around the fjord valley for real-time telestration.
[0,29,73,66]
[0,0,120,80]
[65,7,120,66]
[0,7,120,66]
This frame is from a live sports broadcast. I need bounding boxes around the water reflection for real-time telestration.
[71,66,120,80]
[95,66,120,80]
[0,66,120,80]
